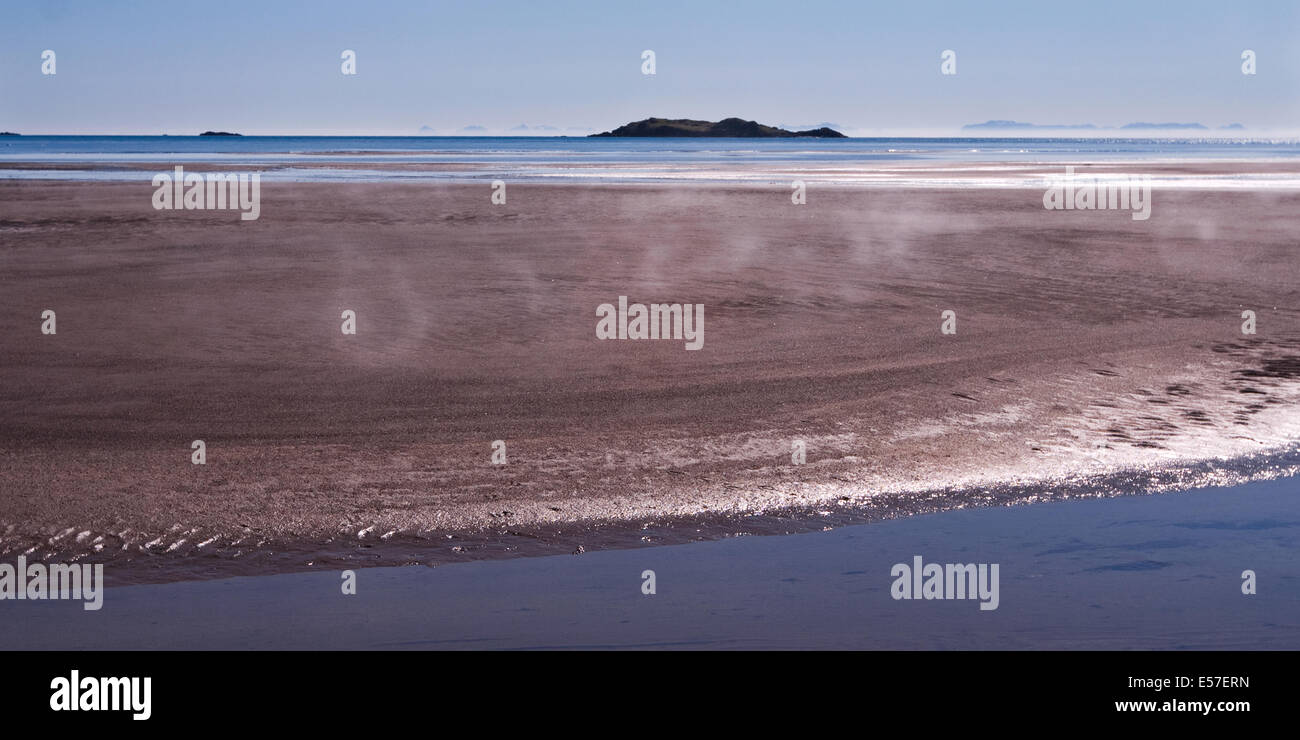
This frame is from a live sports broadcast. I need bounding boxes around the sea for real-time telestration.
[3,135,1300,186]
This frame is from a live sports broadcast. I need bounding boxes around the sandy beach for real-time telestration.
[1,173,1299,584]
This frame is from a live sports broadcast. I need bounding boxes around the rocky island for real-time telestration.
[591,117,845,138]
[199,131,242,136]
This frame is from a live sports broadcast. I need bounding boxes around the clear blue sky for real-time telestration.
[2,0,1296,135]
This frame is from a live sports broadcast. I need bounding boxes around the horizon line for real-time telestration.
[4,132,1300,141]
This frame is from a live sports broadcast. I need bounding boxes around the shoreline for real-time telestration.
[4,159,1300,188]
[3,474,1295,650]
[19,442,1299,589]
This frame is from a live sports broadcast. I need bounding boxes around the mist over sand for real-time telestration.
[1,172,1299,584]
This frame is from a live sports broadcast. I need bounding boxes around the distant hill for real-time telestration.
[199,131,242,136]
[963,120,1096,131]
[0,132,19,136]
[1120,122,1208,130]
[963,120,1224,132]
[591,117,846,138]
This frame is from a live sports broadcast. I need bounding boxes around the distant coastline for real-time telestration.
[963,119,1247,132]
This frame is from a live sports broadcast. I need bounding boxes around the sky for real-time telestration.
[1,0,1297,136]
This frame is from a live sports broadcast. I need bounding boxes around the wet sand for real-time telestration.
[1,177,1299,584]
[2,476,1295,650]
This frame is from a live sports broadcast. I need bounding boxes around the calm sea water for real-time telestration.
[3,136,1299,184]
[4,135,1300,161]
